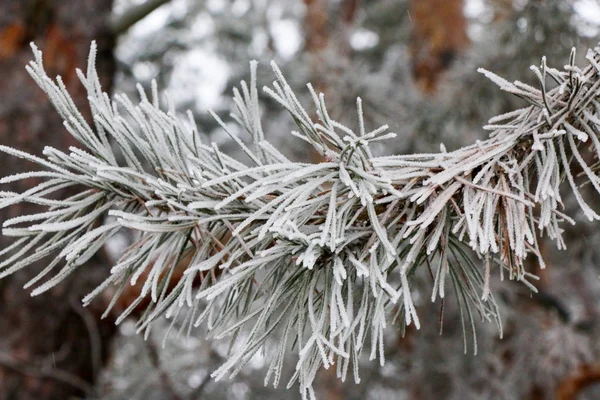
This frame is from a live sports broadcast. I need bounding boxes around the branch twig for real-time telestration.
[144,337,184,400]
[0,352,94,394]
[110,0,172,36]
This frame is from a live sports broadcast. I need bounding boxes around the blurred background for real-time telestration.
[2,0,600,399]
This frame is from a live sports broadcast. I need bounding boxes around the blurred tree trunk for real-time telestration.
[303,0,330,99]
[302,0,360,166]
[410,0,469,93]
[492,0,513,21]
[0,1,116,399]
[303,0,360,92]
[304,0,329,57]
[302,0,330,165]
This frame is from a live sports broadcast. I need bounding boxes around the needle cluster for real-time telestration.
[2,43,600,398]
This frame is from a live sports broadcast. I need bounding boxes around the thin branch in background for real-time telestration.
[144,337,184,400]
[529,289,572,323]
[110,0,173,36]
[0,352,94,395]
[191,350,221,400]
[69,295,103,378]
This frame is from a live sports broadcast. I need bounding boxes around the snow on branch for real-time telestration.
[2,41,600,398]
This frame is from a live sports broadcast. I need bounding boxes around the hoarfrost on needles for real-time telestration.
[3,42,600,398]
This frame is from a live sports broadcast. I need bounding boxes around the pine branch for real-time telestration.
[2,41,600,398]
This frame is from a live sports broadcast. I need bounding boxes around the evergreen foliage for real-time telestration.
[2,41,600,398]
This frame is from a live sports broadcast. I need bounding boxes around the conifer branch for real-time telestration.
[2,42,600,398]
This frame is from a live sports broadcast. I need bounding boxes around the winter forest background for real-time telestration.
[2,0,600,399]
